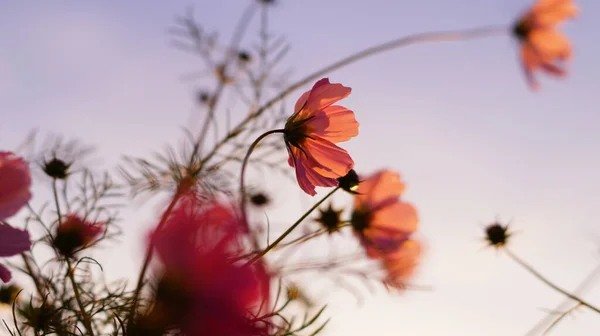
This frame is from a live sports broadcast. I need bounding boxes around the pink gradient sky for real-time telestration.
[2,1,600,335]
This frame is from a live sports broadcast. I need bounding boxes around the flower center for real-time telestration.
[351,207,371,232]
[284,116,312,149]
[512,19,532,40]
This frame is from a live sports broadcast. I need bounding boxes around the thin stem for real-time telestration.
[246,186,340,266]
[52,179,95,335]
[239,129,285,227]
[66,259,95,336]
[126,189,184,329]
[21,253,45,299]
[526,264,600,336]
[189,3,258,168]
[505,249,600,315]
[197,25,508,170]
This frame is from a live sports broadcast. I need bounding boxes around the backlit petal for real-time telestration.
[306,105,359,143]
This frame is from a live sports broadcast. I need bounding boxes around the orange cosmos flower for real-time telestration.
[285,78,359,196]
[351,169,421,288]
[513,0,578,90]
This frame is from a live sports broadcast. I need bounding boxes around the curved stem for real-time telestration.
[505,248,600,315]
[126,189,184,329]
[198,25,508,169]
[246,186,340,266]
[239,129,285,230]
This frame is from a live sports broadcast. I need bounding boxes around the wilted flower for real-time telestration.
[513,0,578,89]
[485,222,511,248]
[0,151,32,220]
[284,78,359,196]
[139,195,270,335]
[0,224,31,283]
[315,204,344,234]
[53,215,103,258]
[42,157,72,179]
[351,170,421,288]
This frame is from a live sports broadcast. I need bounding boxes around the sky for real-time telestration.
[2,0,600,335]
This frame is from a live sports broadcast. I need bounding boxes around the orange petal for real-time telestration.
[532,0,578,26]
[290,148,338,196]
[300,78,351,119]
[355,170,406,210]
[529,29,572,61]
[382,239,422,285]
[306,105,359,143]
[369,201,419,234]
[302,136,354,178]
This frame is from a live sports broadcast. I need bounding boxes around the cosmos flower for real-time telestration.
[513,0,578,89]
[53,215,103,258]
[284,78,359,196]
[351,170,421,288]
[143,194,270,335]
[0,152,32,221]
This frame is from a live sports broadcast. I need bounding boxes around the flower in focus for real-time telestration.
[351,170,421,288]
[53,215,103,258]
[137,195,270,335]
[513,0,578,90]
[0,224,31,283]
[0,152,32,220]
[284,78,359,196]
[484,221,511,248]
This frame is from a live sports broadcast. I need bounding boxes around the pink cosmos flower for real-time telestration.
[144,194,270,335]
[284,78,359,196]
[0,224,31,282]
[0,152,32,282]
[53,215,103,257]
[0,152,32,221]
[351,170,421,288]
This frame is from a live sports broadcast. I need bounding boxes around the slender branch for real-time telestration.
[505,249,600,315]
[246,186,340,266]
[525,264,600,336]
[197,25,508,170]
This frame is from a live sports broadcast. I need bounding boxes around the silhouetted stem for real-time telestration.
[66,259,95,336]
[239,129,285,228]
[52,180,95,335]
[505,249,600,315]
[247,187,340,265]
[198,25,508,170]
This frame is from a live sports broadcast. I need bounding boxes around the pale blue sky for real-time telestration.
[2,1,600,335]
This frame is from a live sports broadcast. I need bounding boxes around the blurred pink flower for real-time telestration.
[284,78,359,196]
[53,215,103,257]
[0,152,32,221]
[0,224,31,282]
[147,194,270,335]
[351,170,422,288]
[514,0,578,90]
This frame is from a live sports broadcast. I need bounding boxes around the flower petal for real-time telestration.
[306,105,359,143]
[290,149,338,196]
[383,239,423,287]
[0,224,31,257]
[302,136,354,178]
[532,0,578,26]
[296,78,351,119]
[355,170,406,210]
[0,152,32,221]
[0,264,11,283]
[369,201,419,234]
